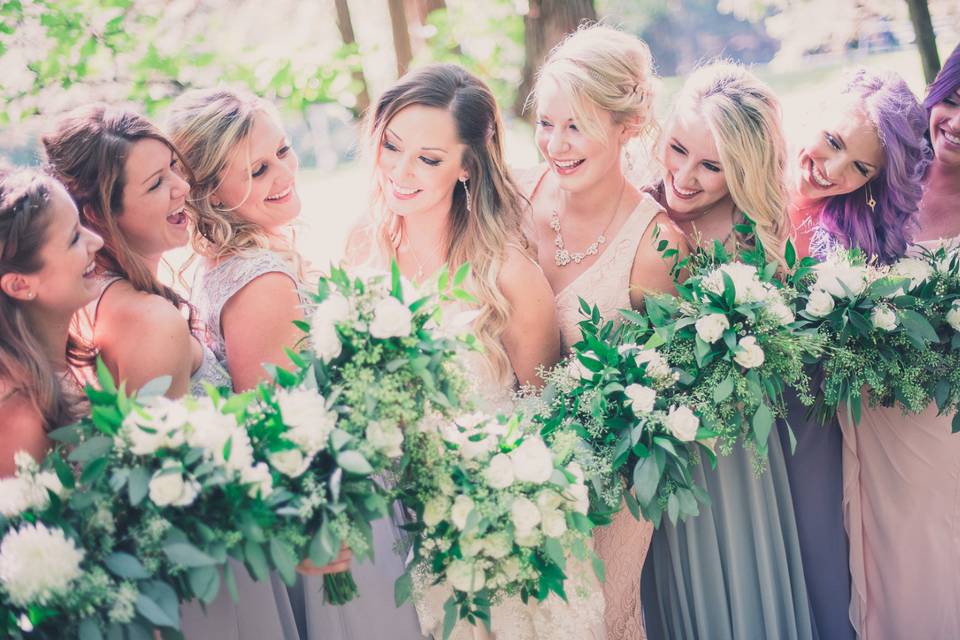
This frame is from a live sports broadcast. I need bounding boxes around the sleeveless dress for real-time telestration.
[520,165,658,639]
[84,275,296,639]
[839,236,960,640]
[195,250,425,640]
[639,196,815,640]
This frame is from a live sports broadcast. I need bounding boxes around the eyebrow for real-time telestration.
[248,135,288,168]
[141,149,174,185]
[385,128,448,153]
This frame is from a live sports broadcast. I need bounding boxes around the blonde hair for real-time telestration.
[166,88,303,278]
[367,64,528,384]
[531,23,658,147]
[667,61,790,267]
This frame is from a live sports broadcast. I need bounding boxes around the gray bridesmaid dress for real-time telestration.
[195,251,425,640]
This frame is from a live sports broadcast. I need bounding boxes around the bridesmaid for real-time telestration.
[782,69,930,640]
[521,24,687,639]
[42,105,301,640]
[350,62,590,640]
[0,168,103,472]
[166,87,415,640]
[838,55,958,639]
[638,62,815,640]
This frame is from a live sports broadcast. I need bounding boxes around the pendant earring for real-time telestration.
[866,181,877,212]
[460,177,472,213]
[624,147,635,173]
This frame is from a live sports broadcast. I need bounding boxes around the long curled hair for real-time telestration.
[166,87,304,279]
[924,44,960,136]
[367,63,528,384]
[0,170,86,428]
[817,69,931,264]
[667,61,790,267]
[41,104,198,328]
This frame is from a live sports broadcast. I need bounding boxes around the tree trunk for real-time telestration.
[904,0,940,83]
[411,0,446,25]
[514,0,597,118]
[388,0,414,77]
[334,0,370,114]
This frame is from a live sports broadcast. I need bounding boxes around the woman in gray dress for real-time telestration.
[168,87,425,640]
[639,62,814,640]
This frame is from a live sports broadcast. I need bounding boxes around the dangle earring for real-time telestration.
[624,146,635,174]
[865,181,877,212]
[460,177,472,213]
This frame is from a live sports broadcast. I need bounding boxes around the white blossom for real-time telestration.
[268,448,312,478]
[0,523,84,606]
[947,302,960,333]
[451,495,475,531]
[889,257,932,290]
[734,335,765,369]
[482,532,513,559]
[240,462,273,499]
[813,258,868,298]
[366,420,404,459]
[805,289,836,318]
[423,496,451,528]
[871,306,898,332]
[766,300,796,325]
[665,405,700,442]
[369,296,413,339]
[510,437,554,484]
[695,313,730,344]
[276,389,336,456]
[485,454,515,489]
[624,384,657,414]
[702,262,769,304]
[446,559,485,592]
[510,496,541,533]
[148,464,199,507]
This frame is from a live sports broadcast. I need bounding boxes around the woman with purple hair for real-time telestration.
[838,48,960,639]
[785,68,935,640]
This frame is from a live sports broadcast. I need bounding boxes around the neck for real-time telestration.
[138,251,162,279]
[925,157,960,197]
[662,193,737,246]
[22,307,72,374]
[559,163,627,217]
[396,196,452,273]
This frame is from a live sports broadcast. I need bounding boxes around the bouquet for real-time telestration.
[398,413,597,639]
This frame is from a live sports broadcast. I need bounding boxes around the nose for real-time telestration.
[85,227,104,253]
[672,159,697,190]
[821,155,843,182]
[391,151,416,180]
[546,129,569,158]
[170,171,189,198]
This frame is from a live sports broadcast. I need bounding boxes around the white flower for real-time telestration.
[460,536,484,558]
[269,448,312,477]
[423,496,451,528]
[510,496,542,533]
[510,437,554,484]
[366,421,404,459]
[446,559,485,592]
[515,528,542,547]
[947,302,960,333]
[624,384,657,414]
[805,289,836,318]
[734,335,765,369]
[148,465,199,507]
[766,300,796,325]
[536,490,568,538]
[241,462,273,499]
[315,292,351,325]
[0,523,84,606]
[183,399,241,464]
[121,397,187,455]
[451,495,475,531]
[369,296,413,339]
[501,557,521,581]
[0,478,39,518]
[666,405,700,442]
[276,389,336,456]
[695,313,730,344]
[632,348,673,380]
[311,324,342,363]
[702,263,768,304]
[871,306,898,332]
[813,259,868,298]
[567,356,594,381]
[459,433,497,461]
[482,532,513,559]
[485,454,515,489]
[889,257,932,290]
[566,483,590,515]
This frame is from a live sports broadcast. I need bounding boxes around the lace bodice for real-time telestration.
[194,251,301,368]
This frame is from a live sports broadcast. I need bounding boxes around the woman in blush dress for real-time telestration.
[0,169,103,473]
[637,62,815,640]
[167,87,419,640]
[44,104,301,640]
[782,69,931,640]
[519,24,687,640]
[834,54,958,639]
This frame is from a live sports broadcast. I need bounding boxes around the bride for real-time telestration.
[344,62,605,640]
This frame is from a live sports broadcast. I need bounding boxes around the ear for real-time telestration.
[619,115,644,144]
[459,172,469,183]
[0,272,36,302]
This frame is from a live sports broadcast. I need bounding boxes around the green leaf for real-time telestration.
[96,357,117,394]
[591,553,606,583]
[900,309,938,343]
[453,262,471,287]
[163,543,217,568]
[105,552,150,579]
[68,436,113,462]
[243,540,269,582]
[785,239,797,269]
[80,456,110,484]
[128,467,149,506]
[138,375,172,399]
[269,538,298,586]
[752,403,775,451]
[395,572,413,607]
[667,493,679,524]
[134,593,177,629]
[713,376,734,403]
[390,260,403,300]
[543,537,566,570]
[78,619,104,640]
[337,450,374,475]
[632,455,661,505]
[224,560,239,603]
[188,566,220,604]
[953,413,960,434]
[442,597,458,640]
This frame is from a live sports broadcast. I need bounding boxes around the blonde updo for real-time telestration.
[532,23,658,144]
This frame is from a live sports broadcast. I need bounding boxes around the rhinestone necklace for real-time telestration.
[551,178,626,267]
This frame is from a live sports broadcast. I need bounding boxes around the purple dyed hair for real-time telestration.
[924,44,960,127]
[819,68,931,264]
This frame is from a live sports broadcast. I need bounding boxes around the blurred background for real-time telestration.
[1,0,957,274]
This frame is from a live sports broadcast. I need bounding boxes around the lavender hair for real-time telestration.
[818,69,931,264]
[923,44,960,126]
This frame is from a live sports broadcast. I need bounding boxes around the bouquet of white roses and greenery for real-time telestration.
[261,261,474,604]
[397,412,597,639]
[789,247,943,425]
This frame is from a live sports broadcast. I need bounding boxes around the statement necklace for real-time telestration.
[551,178,626,267]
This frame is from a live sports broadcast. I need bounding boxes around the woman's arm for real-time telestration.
[0,390,50,476]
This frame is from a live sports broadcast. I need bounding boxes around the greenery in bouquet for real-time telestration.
[397,412,597,639]
[789,247,944,425]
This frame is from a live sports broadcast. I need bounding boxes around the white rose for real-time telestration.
[485,453,515,489]
[310,324,342,363]
[666,405,700,442]
[733,335,765,369]
[703,263,766,304]
[540,508,568,538]
[314,292,351,325]
[889,257,932,290]
[482,532,513,559]
[423,496,451,528]
[451,495,475,531]
[805,289,835,318]
[624,384,657,414]
[510,496,541,533]
[446,559,485,593]
[871,306,899,332]
[947,302,960,333]
[695,313,730,344]
[122,397,186,455]
[501,557,521,581]
[269,448,312,477]
[510,437,554,484]
[460,536,484,558]
[148,467,197,507]
[369,296,413,339]
[515,528,542,547]
[766,300,796,325]
[0,478,39,518]
[241,462,273,499]
[813,260,867,298]
[459,433,496,461]
[366,421,404,459]
[0,523,84,606]
[633,349,673,380]
[276,389,336,456]
[566,483,590,515]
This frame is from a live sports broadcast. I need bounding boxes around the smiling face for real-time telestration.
[795,101,886,200]
[116,138,190,261]
[929,85,960,166]
[661,112,732,216]
[534,77,626,193]
[375,104,467,218]
[214,110,301,231]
